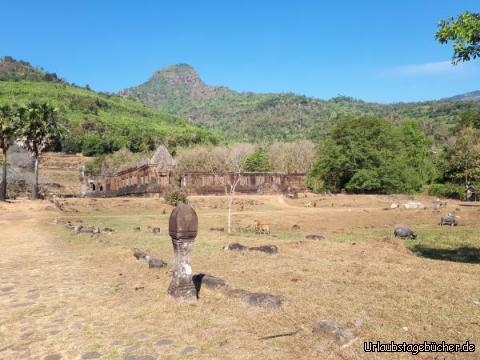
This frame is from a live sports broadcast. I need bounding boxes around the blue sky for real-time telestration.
[1,0,479,103]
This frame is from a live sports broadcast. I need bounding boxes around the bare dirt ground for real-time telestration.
[0,193,479,359]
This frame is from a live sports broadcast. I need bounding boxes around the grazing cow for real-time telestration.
[393,227,417,240]
[254,220,271,234]
[440,213,457,226]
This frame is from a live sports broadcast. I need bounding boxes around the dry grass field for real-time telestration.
[0,192,479,359]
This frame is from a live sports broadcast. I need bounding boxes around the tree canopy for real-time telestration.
[307,117,436,194]
[436,12,480,64]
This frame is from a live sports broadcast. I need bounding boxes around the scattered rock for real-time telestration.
[473,299,480,306]
[210,227,225,232]
[402,326,409,332]
[74,225,101,234]
[123,344,142,353]
[218,340,229,347]
[312,320,358,345]
[404,202,424,209]
[291,224,301,231]
[151,227,161,234]
[305,234,325,241]
[102,228,115,234]
[82,352,102,359]
[224,243,278,254]
[180,346,197,354]
[200,275,227,289]
[224,243,248,251]
[133,249,147,260]
[133,227,141,232]
[44,355,62,360]
[148,258,166,268]
[249,245,278,254]
[224,288,249,298]
[390,203,399,209]
[123,356,156,360]
[431,199,447,209]
[155,339,174,346]
[242,292,284,309]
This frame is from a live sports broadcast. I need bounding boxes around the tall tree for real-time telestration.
[0,105,19,201]
[17,103,62,199]
[442,127,480,186]
[436,12,480,64]
[243,148,271,172]
[307,117,435,194]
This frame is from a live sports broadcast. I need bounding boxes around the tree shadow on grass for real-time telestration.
[410,244,480,264]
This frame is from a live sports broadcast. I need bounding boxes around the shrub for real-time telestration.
[61,135,82,154]
[81,133,112,156]
[427,183,465,200]
[84,156,104,176]
[164,189,188,206]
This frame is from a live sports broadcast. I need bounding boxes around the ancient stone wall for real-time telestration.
[82,168,305,197]
[82,164,175,197]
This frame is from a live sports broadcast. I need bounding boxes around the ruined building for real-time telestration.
[81,145,306,197]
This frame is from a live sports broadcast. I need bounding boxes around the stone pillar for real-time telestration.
[168,203,198,299]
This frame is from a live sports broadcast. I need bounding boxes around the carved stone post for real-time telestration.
[168,203,198,299]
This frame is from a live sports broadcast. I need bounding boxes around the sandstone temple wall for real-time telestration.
[82,168,306,197]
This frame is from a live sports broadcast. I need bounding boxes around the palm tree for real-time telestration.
[0,105,19,201]
[17,103,62,199]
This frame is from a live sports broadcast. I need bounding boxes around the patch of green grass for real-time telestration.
[406,226,480,263]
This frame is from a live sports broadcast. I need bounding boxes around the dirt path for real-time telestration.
[0,219,103,359]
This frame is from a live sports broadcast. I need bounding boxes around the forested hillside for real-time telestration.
[121,64,480,142]
[0,58,219,155]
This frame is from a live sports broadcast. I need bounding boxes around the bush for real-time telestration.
[427,183,465,200]
[81,133,112,156]
[61,135,82,154]
[84,156,104,176]
[164,189,188,206]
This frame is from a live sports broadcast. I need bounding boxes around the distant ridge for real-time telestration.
[441,90,480,102]
[120,64,480,142]
[0,56,64,83]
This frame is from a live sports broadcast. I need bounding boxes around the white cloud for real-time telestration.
[386,60,474,77]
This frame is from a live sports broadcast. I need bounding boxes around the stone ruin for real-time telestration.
[81,145,306,197]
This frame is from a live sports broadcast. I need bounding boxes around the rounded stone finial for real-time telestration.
[169,203,198,240]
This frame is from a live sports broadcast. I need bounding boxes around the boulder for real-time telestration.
[249,245,278,254]
[133,249,147,260]
[148,258,166,268]
[200,275,227,289]
[210,227,225,232]
[305,234,325,241]
[404,202,424,209]
[312,320,357,345]
[224,243,248,251]
[242,292,284,309]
